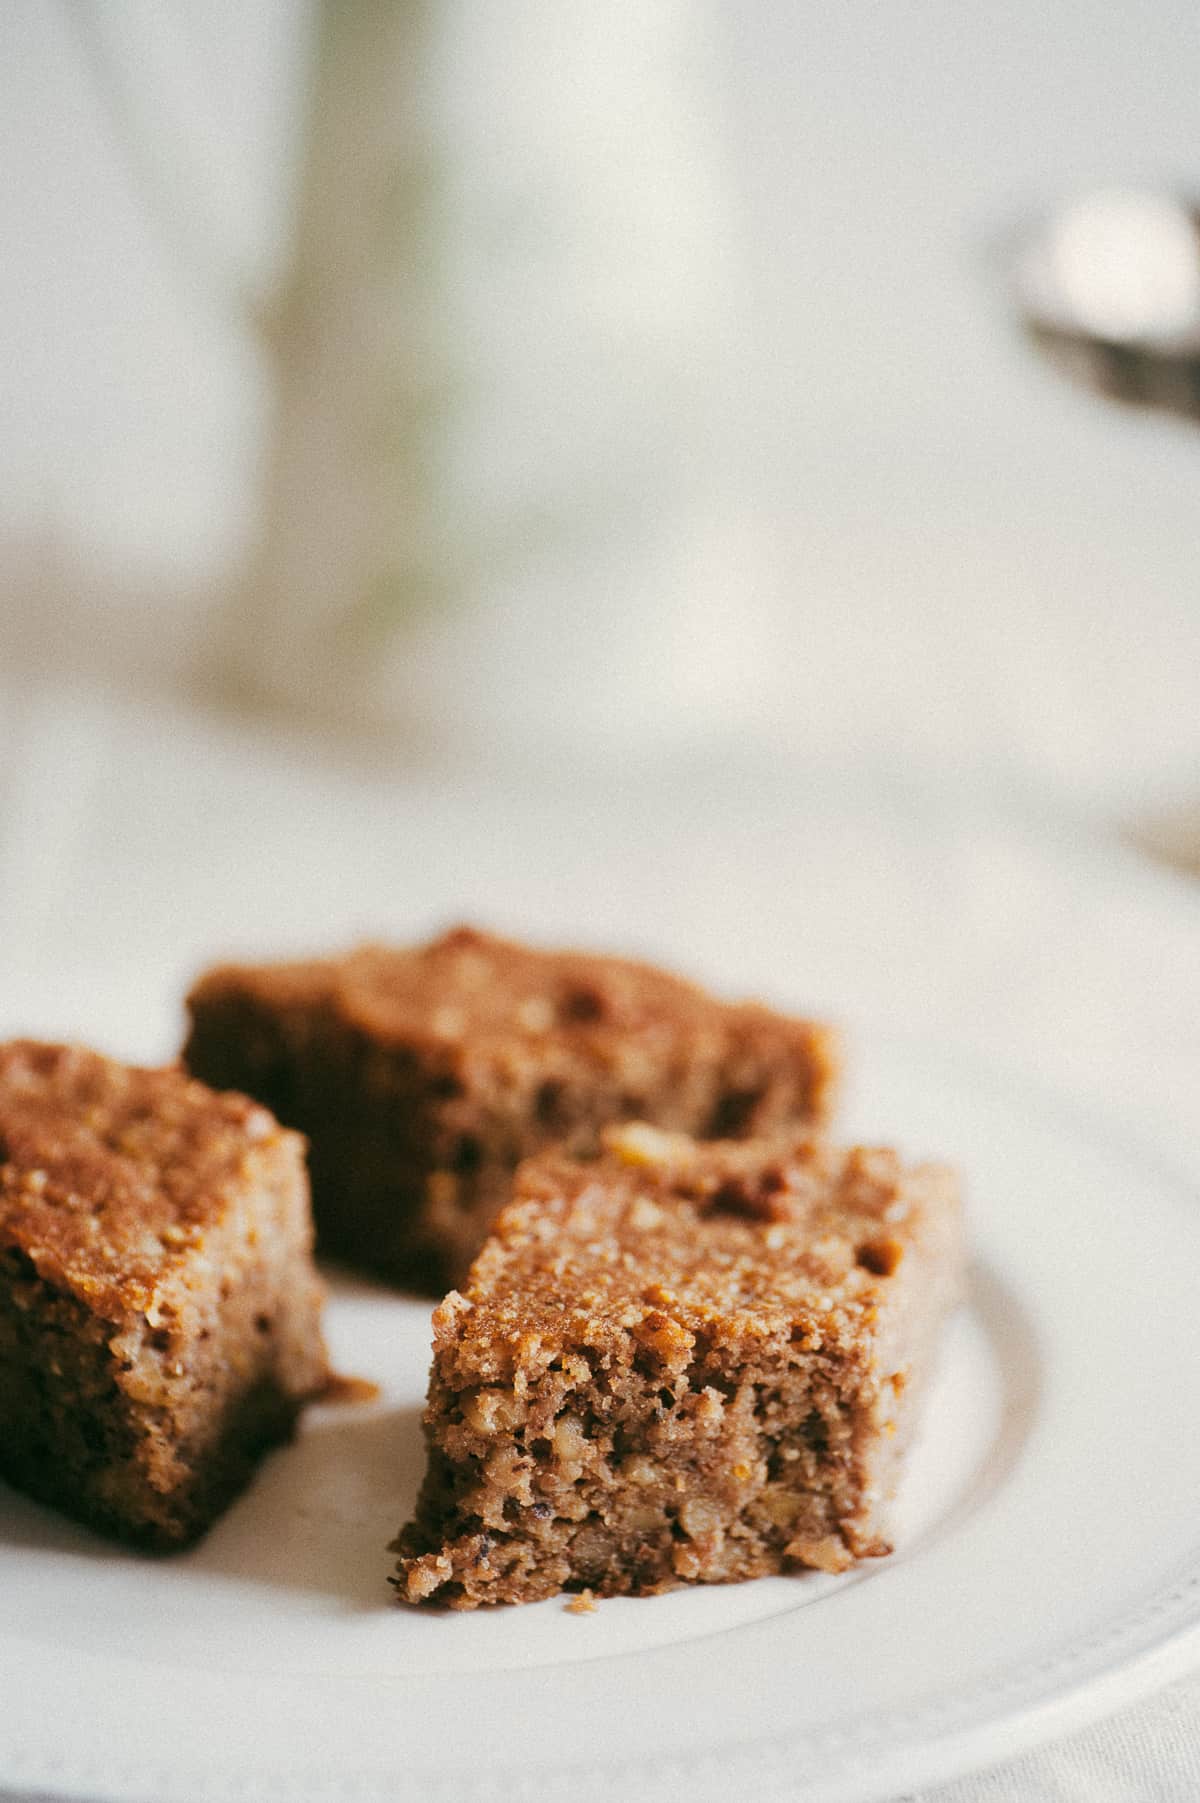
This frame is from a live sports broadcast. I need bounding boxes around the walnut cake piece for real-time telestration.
[395,1123,963,1607]
[183,927,840,1292]
[0,1041,328,1548]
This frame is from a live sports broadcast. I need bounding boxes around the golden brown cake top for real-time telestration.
[188,924,837,1067]
[0,1041,299,1318]
[436,1124,961,1382]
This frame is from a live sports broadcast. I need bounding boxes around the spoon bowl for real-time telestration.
[1005,186,1200,419]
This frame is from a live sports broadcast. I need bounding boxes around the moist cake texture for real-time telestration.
[183,927,840,1292]
[395,1123,963,1607]
[0,1041,328,1548]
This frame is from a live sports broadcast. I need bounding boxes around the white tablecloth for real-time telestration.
[1,676,1198,1801]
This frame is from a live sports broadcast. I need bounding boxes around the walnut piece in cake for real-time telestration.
[0,1041,328,1548]
[394,1124,963,1607]
[183,926,840,1293]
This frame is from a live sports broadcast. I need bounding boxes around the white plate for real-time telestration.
[3,1028,1200,1803]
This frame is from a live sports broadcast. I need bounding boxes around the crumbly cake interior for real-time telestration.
[184,927,840,1291]
[395,1126,963,1607]
[0,1041,327,1547]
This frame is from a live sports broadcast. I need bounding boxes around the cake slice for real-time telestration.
[0,1041,328,1548]
[395,1123,963,1607]
[183,926,840,1292]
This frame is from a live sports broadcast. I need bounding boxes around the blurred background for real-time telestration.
[4,0,1199,803]
[0,2,1196,1138]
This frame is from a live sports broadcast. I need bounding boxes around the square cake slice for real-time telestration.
[394,1123,963,1607]
[183,926,840,1292]
[0,1041,328,1548]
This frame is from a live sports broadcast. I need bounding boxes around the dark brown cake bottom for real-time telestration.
[395,1124,963,1607]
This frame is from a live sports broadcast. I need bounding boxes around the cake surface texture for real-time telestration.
[183,927,840,1291]
[0,1040,328,1548]
[394,1122,964,1607]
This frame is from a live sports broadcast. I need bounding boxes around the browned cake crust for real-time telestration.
[0,1041,328,1548]
[395,1124,963,1607]
[183,927,840,1292]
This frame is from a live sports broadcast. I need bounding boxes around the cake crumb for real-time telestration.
[319,1371,381,1406]
[565,1588,597,1615]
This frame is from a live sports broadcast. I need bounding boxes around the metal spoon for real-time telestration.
[1005,186,1200,420]
[1006,189,1200,882]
